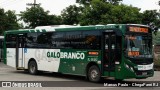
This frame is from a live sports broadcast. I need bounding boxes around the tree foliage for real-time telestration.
[78,0,142,25]
[5,10,20,30]
[153,31,160,45]
[111,4,142,24]
[142,10,160,27]
[0,9,6,34]
[20,5,49,28]
[0,8,20,34]
[107,0,123,5]
[61,5,83,25]
[76,0,122,5]
[20,5,62,28]
[47,15,62,25]
[79,0,112,25]
[141,10,160,35]
[1,0,160,36]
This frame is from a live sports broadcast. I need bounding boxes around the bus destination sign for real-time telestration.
[129,27,148,33]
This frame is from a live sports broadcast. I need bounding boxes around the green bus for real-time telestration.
[0,36,4,62]
[3,24,154,82]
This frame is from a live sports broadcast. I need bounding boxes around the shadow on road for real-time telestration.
[1,62,159,88]
[10,70,156,83]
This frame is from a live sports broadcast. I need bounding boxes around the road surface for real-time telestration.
[0,62,160,90]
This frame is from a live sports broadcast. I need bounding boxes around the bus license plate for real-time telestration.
[142,72,147,75]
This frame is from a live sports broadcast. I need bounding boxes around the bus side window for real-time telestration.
[6,34,16,48]
[26,33,38,48]
[0,40,3,48]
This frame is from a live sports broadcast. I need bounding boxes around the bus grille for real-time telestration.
[135,70,153,76]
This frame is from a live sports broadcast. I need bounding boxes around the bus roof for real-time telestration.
[4,24,149,34]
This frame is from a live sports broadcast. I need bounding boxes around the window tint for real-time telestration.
[51,32,66,48]
[20,30,101,49]
[83,31,101,49]
[65,31,84,49]
[6,34,16,48]
[0,40,3,48]
[26,33,38,48]
[50,31,101,49]
[26,32,52,48]
[37,32,52,48]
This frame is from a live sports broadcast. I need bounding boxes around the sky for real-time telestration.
[123,0,160,12]
[0,0,160,15]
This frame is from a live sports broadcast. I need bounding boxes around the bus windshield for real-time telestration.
[125,35,152,58]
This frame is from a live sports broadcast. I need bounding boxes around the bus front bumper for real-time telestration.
[134,69,154,79]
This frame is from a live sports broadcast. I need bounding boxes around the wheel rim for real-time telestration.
[90,70,98,80]
[30,64,35,73]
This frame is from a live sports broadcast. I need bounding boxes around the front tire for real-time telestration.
[28,61,38,75]
[87,65,101,82]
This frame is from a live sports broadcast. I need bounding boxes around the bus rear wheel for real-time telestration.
[87,65,101,82]
[28,61,38,75]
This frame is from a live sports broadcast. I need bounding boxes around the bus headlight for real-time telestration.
[118,66,121,71]
[125,64,129,68]
[125,63,134,72]
[130,67,134,72]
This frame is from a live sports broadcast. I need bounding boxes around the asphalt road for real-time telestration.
[0,62,160,90]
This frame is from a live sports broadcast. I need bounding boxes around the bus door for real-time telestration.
[103,32,116,75]
[16,34,26,68]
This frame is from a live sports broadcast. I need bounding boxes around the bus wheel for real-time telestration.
[88,65,101,82]
[28,61,38,75]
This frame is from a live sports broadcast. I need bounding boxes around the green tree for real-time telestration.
[142,10,160,27]
[47,15,62,25]
[76,0,122,5]
[61,5,83,25]
[20,5,62,28]
[20,5,49,28]
[153,31,160,45]
[110,4,142,24]
[5,10,20,30]
[0,8,20,34]
[79,0,142,25]
[107,0,123,5]
[79,0,113,25]
[0,9,6,34]
[142,10,160,35]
